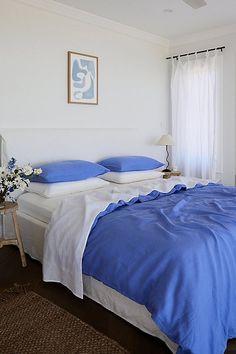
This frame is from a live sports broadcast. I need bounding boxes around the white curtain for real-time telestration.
[171,51,223,180]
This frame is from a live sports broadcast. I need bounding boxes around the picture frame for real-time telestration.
[67,51,98,105]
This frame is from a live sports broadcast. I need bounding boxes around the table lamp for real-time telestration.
[157,134,175,172]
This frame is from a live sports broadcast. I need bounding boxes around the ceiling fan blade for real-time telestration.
[182,0,207,9]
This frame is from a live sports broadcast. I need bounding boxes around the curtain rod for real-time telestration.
[166,46,225,60]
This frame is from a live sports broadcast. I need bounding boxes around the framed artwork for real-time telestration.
[68,51,98,105]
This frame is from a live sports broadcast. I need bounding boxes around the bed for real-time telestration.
[16,174,236,354]
[2,131,236,354]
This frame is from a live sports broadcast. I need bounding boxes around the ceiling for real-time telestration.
[54,0,236,40]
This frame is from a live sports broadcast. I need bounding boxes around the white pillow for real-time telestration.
[26,177,110,198]
[99,169,163,184]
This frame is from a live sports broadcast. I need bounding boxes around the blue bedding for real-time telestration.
[82,183,236,354]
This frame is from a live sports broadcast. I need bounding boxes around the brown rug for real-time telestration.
[0,288,129,354]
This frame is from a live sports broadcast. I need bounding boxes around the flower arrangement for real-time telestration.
[0,157,42,205]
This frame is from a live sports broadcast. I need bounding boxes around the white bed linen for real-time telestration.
[100,169,163,183]
[26,178,110,198]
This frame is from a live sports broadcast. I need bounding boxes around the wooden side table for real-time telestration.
[0,202,27,267]
[163,171,181,179]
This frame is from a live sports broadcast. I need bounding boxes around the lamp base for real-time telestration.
[162,168,171,172]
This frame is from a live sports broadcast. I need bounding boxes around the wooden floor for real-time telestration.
[1,246,236,354]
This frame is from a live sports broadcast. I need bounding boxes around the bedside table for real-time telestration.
[0,202,27,267]
[163,171,181,179]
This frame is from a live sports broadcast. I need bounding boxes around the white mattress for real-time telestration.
[18,192,66,223]
[16,191,178,353]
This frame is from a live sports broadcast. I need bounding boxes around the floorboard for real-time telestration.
[0,246,235,353]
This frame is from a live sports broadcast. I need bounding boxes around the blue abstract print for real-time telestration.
[72,59,95,100]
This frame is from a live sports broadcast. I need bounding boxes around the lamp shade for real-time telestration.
[157,134,175,146]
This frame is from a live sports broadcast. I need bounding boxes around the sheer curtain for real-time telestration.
[171,51,223,180]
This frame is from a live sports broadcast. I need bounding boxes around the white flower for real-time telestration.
[19,180,27,190]
[34,168,42,175]
[14,176,21,184]
[23,165,33,176]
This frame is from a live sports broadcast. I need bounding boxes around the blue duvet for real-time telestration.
[82,184,236,354]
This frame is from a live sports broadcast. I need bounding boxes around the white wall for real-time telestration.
[0,0,170,163]
[170,32,236,185]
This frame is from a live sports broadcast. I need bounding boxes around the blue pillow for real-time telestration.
[30,160,109,183]
[97,156,164,172]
